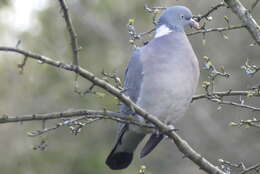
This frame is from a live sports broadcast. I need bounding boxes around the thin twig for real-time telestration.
[192,90,255,101]
[128,25,244,45]
[187,25,245,36]
[194,2,225,22]
[58,0,81,94]
[17,56,28,74]
[231,118,260,128]
[208,97,260,111]
[240,162,260,174]
[27,117,101,137]
[102,70,123,90]
[251,0,260,11]
[0,109,153,129]
[144,4,166,13]
[58,0,79,66]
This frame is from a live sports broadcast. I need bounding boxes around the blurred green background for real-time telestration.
[0,0,260,173]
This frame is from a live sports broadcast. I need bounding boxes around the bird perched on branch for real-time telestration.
[106,5,200,170]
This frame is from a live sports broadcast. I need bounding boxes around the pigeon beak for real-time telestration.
[189,19,200,30]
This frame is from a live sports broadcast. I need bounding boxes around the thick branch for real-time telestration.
[224,0,260,45]
[0,47,224,174]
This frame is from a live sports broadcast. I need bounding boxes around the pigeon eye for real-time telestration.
[180,15,184,19]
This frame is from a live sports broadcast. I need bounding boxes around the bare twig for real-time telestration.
[58,0,81,94]
[144,5,165,25]
[251,0,260,11]
[219,159,260,174]
[33,139,48,151]
[17,56,28,74]
[0,46,225,174]
[102,70,123,90]
[230,118,260,128]
[128,25,244,46]
[241,58,260,77]
[58,0,79,66]
[83,83,96,95]
[224,0,260,46]
[194,2,225,22]
[27,117,101,137]
[202,56,230,80]
[192,90,257,101]
[127,18,155,46]
[0,109,117,123]
[144,5,166,13]
[0,109,152,128]
[187,25,245,36]
[240,162,260,174]
[208,96,260,111]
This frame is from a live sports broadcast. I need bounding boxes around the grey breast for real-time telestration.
[137,32,199,124]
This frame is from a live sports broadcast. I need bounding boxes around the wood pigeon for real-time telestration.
[106,5,200,170]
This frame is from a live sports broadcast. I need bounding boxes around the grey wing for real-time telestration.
[109,47,144,160]
[120,47,143,115]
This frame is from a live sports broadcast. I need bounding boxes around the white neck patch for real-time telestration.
[154,25,172,38]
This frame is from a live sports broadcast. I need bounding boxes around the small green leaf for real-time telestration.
[203,56,209,61]
[246,92,254,97]
[220,66,225,73]
[202,81,210,88]
[224,16,229,23]
[154,9,160,14]
[128,18,135,25]
[95,92,106,98]
[139,165,146,174]
[229,122,238,127]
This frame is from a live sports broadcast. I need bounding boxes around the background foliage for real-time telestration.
[0,0,259,173]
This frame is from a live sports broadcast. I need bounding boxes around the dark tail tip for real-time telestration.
[106,152,133,170]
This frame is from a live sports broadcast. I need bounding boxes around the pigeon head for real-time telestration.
[157,6,199,32]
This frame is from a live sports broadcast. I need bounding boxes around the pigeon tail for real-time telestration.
[106,124,145,170]
[106,151,133,170]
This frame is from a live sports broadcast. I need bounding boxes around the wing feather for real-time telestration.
[120,47,143,115]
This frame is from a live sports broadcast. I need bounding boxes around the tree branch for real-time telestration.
[187,25,245,36]
[224,0,260,46]
[240,162,260,174]
[0,109,120,123]
[251,0,260,11]
[58,0,79,66]
[0,46,225,174]
[210,98,260,111]
[192,90,255,101]
[0,109,154,128]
